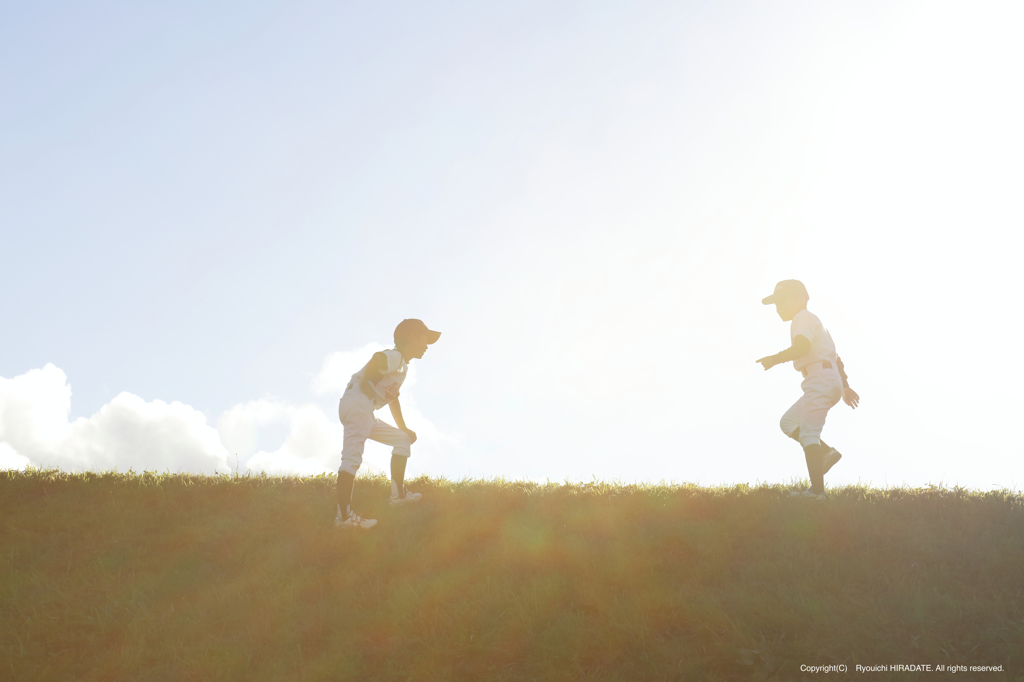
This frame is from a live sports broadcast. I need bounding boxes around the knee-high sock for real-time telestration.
[391,455,408,498]
[803,443,825,495]
[337,471,355,517]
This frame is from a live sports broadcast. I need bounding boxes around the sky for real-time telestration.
[2,0,1023,489]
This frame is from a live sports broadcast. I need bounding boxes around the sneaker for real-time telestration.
[789,489,826,501]
[389,490,423,507]
[334,509,377,529]
[822,448,843,475]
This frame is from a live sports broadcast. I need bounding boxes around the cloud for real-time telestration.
[217,398,297,463]
[0,364,231,473]
[241,405,344,476]
[0,442,30,471]
[1,348,460,477]
[0,364,73,448]
[310,342,386,396]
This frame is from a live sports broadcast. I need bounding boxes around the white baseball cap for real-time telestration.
[394,319,441,345]
[761,280,808,305]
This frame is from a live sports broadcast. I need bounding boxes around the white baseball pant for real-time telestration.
[780,364,843,448]
[338,391,411,476]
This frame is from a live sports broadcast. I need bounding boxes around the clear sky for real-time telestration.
[2,0,1022,489]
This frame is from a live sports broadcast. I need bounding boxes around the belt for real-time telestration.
[801,360,832,377]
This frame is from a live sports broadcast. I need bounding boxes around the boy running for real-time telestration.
[335,319,441,529]
[756,280,859,500]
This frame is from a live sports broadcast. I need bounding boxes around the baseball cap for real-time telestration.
[761,280,809,305]
[394,319,442,345]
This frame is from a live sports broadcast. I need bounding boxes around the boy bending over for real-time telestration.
[335,319,441,529]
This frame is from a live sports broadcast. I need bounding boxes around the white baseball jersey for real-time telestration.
[344,349,408,410]
[790,309,838,373]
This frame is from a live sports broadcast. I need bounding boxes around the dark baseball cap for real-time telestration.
[761,280,809,305]
[394,319,441,344]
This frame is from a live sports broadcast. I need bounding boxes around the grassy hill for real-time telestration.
[1,470,1021,681]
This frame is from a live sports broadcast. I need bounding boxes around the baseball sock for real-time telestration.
[337,471,355,518]
[391,455,408,498]
[803,443,825,495]
[820,440,843,475]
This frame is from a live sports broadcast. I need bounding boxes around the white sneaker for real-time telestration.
[334,508,377,529]
[790,489,826,501]
[822,448,842,474]
[389,490,423,507]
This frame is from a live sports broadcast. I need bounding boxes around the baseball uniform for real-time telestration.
[779,309,843,447]
[338,349,412,477]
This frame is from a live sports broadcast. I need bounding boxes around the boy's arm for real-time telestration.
[389,398,417,444]
[836,356,849,389]
[756,335,811,371]
[837,356,860,408]
[359,352,389,397]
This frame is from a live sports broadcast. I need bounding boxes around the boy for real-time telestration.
[756,280,859,500]
[334,319,441,529]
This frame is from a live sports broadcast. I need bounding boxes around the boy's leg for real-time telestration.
[803,443,826,495]
[794,375,842,449]
[781,387,839,493]
[794,374,843,493]
[781,396,814,486]
[365,420,419,504]
[780,399,806,443]
[337,472,356,516]
[391,455,409,498]
[337,398,376,524]
[784,427,840,472]
[788,426,841,475]
[820,439,842,475]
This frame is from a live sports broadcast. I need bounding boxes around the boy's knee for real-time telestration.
[338,461,361,476]
[799,434,821,448]
[391,430,412,457]
[780,418,799,439]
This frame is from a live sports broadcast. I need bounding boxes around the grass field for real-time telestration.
[1,469,1022,681]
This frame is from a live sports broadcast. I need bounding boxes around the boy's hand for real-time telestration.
[756,355,777,371]
[401,428,417,445]
[842,387,860,409]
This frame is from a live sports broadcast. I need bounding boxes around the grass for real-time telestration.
[1,469,1022,681]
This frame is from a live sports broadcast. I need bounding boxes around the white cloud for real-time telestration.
[242,405,344,476]
[0,364,231,473]
[0,442,30,471]
[216,398,297,463]
[311,342,386,396]
[0,348,461,477]
[0,364,73,448]
[68,392,232,473]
